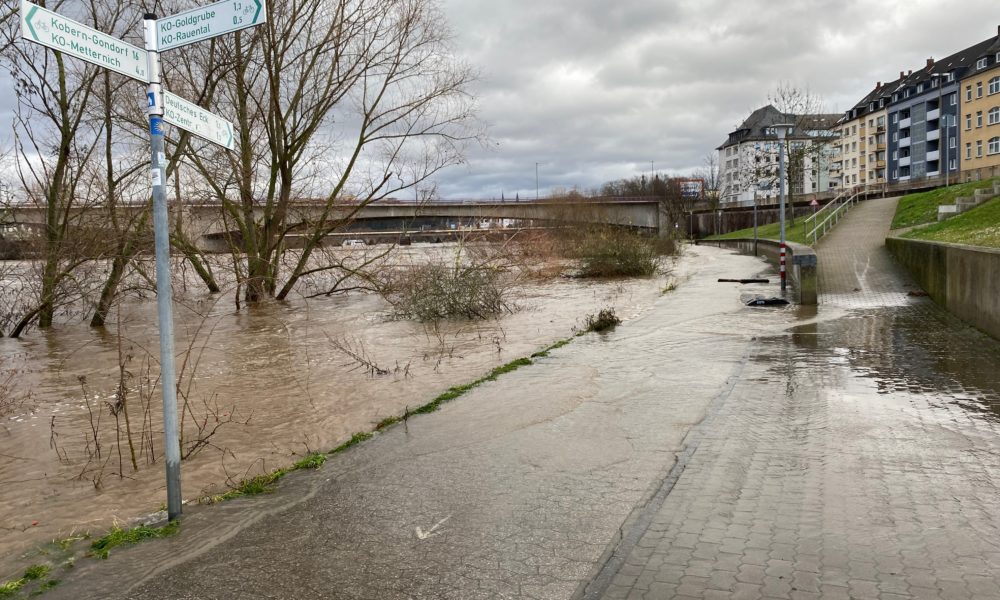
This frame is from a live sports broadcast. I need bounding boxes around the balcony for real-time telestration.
[899,137,911,148]
[927,108,940,121]
[876,143,887,150]
[899,156,911,166]
[876,160,886,168]
[876,125,886,133]
[927,150,940,161]
[899,117,912,128]
[927,129,940,141]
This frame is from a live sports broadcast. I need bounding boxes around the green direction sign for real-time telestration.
[20,0,148,83]
[162,91,235,150]
[158,0,266,51]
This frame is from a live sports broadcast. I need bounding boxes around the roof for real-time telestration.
[718,105,839,149]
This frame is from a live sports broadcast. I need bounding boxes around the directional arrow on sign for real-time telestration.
[162,91,235,150]
[20,0,148,83]
[157,0,266,51]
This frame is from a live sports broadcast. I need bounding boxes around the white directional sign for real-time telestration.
[157,0,266,51]
[162,91,235,150]
[20,0,148,83]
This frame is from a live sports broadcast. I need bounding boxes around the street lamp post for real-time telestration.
[774,123,795,293]
[535,162,539,200]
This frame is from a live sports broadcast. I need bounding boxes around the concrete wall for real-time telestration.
[887,237,1000,339]
[696,239,818,305]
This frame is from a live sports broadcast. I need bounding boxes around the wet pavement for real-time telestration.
[43,201,1000,599]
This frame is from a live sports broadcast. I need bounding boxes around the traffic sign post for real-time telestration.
[20,0,267,522]
[157,0,266,51]
[142,12,183,522]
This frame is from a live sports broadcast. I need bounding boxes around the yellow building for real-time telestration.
[834,81,895,189]
[959,40,1000,181]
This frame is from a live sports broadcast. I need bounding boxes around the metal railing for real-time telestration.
[806,188,864,245]
[803,188,850,231]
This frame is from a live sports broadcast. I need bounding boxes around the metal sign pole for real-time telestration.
[143,13,182,521]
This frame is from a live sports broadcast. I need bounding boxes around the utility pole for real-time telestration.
[535,162,539,200]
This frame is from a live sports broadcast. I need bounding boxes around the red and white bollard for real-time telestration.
[780,242,787,292]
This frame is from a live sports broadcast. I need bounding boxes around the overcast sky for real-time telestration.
[436,0,999,199]
[2,1,997,200]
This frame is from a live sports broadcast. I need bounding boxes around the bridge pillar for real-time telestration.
[657,201,672,238]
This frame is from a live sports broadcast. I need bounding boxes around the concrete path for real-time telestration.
[596,197,1000,600]
[47,204,1000,600]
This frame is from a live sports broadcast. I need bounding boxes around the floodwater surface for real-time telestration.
[0,243,672,575]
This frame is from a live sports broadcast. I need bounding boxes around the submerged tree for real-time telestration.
[182,0,482,303]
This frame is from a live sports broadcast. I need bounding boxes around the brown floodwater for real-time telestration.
[0,242,672,575]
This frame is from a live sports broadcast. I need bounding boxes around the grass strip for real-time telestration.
[0,565,50,598]
[90,522,179,560]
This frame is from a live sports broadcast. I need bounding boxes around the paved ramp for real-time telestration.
[815,196,916,307]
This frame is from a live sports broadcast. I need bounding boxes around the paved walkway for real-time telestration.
[597,197,1000,599]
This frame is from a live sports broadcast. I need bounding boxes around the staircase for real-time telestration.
[937,181,1000,221]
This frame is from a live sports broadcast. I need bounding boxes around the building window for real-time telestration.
[990,137,1000,155]
[947,72,955,83]
[978,82,984,98]
[892,150,898,160]
[991,77,1000,95]
[967,86,973,101]
[893,132,898,142]
[951,93,957,106]
[877,116,885,127]
[967,114,973,130]
[892,113,898,124]
[950,158,956,170]
[977,140,983,157]
[978,58,988,69]
[950,136,956,149]
[978,111,984,127]
[892,169,897,179]
[991,107,1000,125]
[967,143,972,159]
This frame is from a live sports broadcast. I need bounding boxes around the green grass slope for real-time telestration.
[902,196,1000,249]
[891,178,999,229]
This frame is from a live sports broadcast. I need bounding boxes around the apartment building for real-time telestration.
[884,42,996,184]
[959,28,1000,181]
[833,81,894,189]
[717,105,839,205]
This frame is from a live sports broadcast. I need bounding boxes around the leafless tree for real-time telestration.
[180,0,482,304]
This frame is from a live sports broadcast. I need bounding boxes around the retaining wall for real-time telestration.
[887,237,1000,339]
[696,239,818,305]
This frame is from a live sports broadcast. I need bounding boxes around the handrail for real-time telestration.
[803,188,849,226]
[806,188,863,245]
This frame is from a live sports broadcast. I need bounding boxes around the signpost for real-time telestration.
[20,0,266,522]
[157,0,266,51]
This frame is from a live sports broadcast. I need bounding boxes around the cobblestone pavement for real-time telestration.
[595,197,1000,599]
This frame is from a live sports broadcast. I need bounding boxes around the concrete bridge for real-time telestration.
[2,198,671,251]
